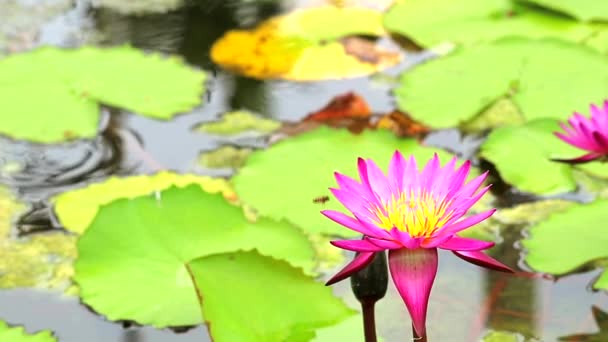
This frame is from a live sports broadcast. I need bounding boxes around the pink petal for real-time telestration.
[331,239,385,252]
[420,153,440,190]
[357,158,378,201]
[321,210,377,236]
[326,252,375,285]
[334,172,366,195]
[389,248,438,338]
[452,250,514,273]
[365,158,391,200]
[401,155,419,192]
[437,236,495,251]
[388,150,406,192]
[453,171,487,199]
[367,236,402,249]
[593,131,608,149]
[390,227,422,249]
[329,188,373,220]
[436,209,496,237]
[554,132,595,150]
[552,152,604,164]
[419,233,453,248]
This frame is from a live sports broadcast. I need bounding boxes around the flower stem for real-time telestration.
[412,324,427,342]
[361,299,377,342]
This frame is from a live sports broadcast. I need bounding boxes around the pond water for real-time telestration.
[1,1,607,341]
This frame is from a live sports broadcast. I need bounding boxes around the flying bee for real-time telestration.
[313,195,330,205]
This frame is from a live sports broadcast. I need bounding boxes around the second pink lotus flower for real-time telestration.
[323,152,513,338]
[554,100,608,163]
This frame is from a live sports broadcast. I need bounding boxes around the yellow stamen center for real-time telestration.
[373,190,453,237]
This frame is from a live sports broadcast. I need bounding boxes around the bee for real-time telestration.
[313,196,330,205]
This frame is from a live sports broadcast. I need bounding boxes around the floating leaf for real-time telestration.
[0,321,56,342]
[521,0,608,22]
[586,28,608,54]
[480,119,608,195]
[493,200,575,225]
[53,171,235,234]
[91,0,184,15]
[383,0,592,48]
[75,186,315,327]
[311,315,385,342]
[482,330,522,342]
[211,6,400,80]
[194,110,280,136]
[0,46,205,142]
[522,200,608,289]
[232,126,452,236]
[480,119,578,195]
[188,251,354,342]
[460,97,524,132]
[197,146,253,170]
[396,38,608,129]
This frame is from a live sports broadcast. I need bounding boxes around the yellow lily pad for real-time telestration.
[52,171,236,234]
[211,6,401,80]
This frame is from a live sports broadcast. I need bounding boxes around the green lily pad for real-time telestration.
[521,0,608,22]
[232,126,452,237]
[395,38,608,129]
[194,110,280,136]
[482,330,522,342]
[480,118,608,195]
[587,28,608,54]
[522,200,608,289]
[0,321,56,342]
[383,0,591,48]
[53,172,235,234]
[311,315,385,342]
[74,185,315,327]
[187,251,354,342]
[480,119,578,195]
[461,97,525,132]
[0,46,205,142]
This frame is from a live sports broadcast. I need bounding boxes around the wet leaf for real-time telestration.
[395,38,608,129]
[197,146,253,170]
[194,110,280,136]
[211,6,400,80]
[53,171,236,234]
[0,321,56,342]
[187,251,354,342]
[74,185,315,327]
[383,0,592,48]
[480,119,578,195]
[232,126,453,236]
[0,46,205,142]
[521,0,608,22]
[480,119,608,195]
[304,92,370,122]
[91,0,184,15]
[522,200,608,289]
[374,110,430,137]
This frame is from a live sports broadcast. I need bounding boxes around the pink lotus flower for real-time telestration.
[322,152,513,338]
[554,101,608,164]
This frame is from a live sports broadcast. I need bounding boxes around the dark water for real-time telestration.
[0,1,606,341]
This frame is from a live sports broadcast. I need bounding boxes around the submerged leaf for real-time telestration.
[53,171,236,234]
[194,110,280,136]
[0,46,205,142]
[188,251,354,342]
[197,146,253,170]
[396,38,608,129]
[0,321,56,342]
[522,200,608,289]
[211,6,400,80]
[232,126,452,236]
[75,186,315,327]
